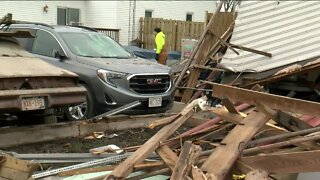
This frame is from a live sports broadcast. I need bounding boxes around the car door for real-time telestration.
[30,29,69,69]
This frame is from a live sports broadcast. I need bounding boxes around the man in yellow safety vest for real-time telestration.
[154,27,167,65]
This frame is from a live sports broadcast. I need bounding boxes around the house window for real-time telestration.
[186,13,193,21]
[145,10,153,18]
[57,7,80,25]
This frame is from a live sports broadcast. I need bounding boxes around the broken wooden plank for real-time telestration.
[178,103,251,138]
[104,98,204,179]
[192,64,225,72]
[247,123,320,148]
[229,43,272,57]
[208,29,239,55]
[240,150,320,174]
[192,166,207,180]
[220,97,239,114]
[201,111,269,179]
[240,60,320,88]
[170,141,202,180]
[0,155,37,180]
[243,133,320,155]
[148,114,180,129]
[205,106,245,124]
[255,103,320,150]
[174,3,223,90]
[181,26,233,103]
[203,81,320,116]
[255,103,311,131]
[156,145,178,171]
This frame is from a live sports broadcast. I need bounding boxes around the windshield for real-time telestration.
[59,32,132,58]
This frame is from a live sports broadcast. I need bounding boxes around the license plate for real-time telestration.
[148,97,162,107]
[21,97,45,111]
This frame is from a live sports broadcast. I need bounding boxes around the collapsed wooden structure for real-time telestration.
[2,1,320,180]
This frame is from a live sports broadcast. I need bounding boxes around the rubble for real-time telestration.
[1,1,320,180]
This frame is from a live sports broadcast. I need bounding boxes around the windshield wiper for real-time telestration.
[100,56,131,59]
[80,55,101,58]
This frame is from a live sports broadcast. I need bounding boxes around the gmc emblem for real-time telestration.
[147,78,162,85]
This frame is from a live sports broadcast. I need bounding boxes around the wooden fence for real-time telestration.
[139,17,204,52]
[139,13,234,52]
[95,27,120,42]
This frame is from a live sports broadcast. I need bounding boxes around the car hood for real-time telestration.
[0,57,78,78]
[76,56,171,74]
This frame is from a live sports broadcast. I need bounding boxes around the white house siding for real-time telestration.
[0,1,216,45]
[85,1,117,28]
[220,1,320,73]
[0,1,87,25]
[116,1,131,45]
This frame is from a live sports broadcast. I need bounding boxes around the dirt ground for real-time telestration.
[2,126,189,154]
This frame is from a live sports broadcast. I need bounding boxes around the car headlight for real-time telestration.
[97,69,127,87]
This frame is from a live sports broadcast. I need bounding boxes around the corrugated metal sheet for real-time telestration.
[220,1,320,73]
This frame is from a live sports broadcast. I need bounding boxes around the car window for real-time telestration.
[59,32,131,58]
[32,30,63,57]
[15,37,34,51]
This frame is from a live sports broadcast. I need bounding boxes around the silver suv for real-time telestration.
[8,24,174,120]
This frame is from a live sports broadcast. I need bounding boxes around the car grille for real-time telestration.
[129,74,170,94]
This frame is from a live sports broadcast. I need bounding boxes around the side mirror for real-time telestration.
[53,49,67,61]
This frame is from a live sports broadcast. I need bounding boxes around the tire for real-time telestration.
[65,84,95,121]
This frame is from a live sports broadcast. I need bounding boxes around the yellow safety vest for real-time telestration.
[155,31,165,54]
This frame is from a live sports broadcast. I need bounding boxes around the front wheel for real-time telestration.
[65,85,95,121]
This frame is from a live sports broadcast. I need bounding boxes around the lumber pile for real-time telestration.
[92,84,320,180]
[4,83,320,180]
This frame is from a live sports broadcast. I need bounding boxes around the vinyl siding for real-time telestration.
[0,1,216,45]
[0,1,86,25]
[85,1,117,28]
[220,1,320,72]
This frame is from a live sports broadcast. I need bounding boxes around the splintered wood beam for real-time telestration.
[208,29,239,55]
[170,141,202,180]
[192,166,207,180]
[247,124,320,148]
[104,99,201,179]
[255,103,312,131]
[180,22,234,103]
[205,106,245,124]
[229,43,272,57]
[220,97,239,114]
[243,134,320,155]
[254,103,320,150]
[174,3,223,90]
[201,111,268,179]
[239,150,320,174]
[203,81,320,116]
[192,64,225,72]
[148,114,180,129]
[156,145,179,171]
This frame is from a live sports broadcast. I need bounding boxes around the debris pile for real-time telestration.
[1,1,320,180]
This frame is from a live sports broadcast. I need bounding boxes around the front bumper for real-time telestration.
[92,78,174,114]
[0,87,86,111]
